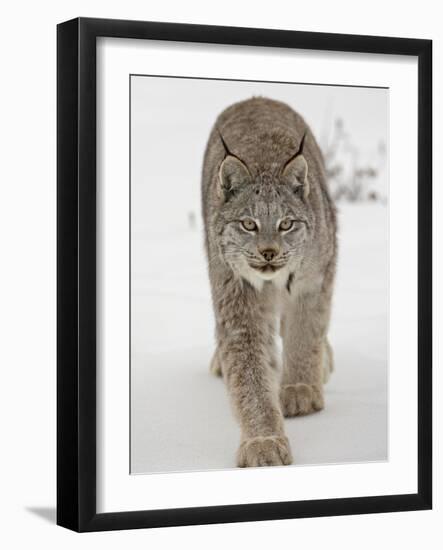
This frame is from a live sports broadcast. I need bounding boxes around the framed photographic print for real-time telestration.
[57,17,432,531]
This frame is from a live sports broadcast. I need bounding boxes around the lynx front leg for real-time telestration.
[216,282,292,467]
[280,287,332,417]
[222,338,292,467]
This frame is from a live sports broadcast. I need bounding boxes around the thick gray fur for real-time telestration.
[201,97,337,467]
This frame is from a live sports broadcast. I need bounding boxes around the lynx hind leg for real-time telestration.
[280,293,331,417]
[209,349,223,377]
[280,383,324,417]
[322,339,334,384]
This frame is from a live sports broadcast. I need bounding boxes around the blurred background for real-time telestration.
[130,76,388,474]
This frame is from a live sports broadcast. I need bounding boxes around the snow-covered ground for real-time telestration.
[130,203,388,474]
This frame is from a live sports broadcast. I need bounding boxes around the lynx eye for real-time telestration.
[279,219,295,232]
[241,219,258,232]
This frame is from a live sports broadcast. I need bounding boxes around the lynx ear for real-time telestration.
[282,132,309,199]
[282,154,309,198]
[218,156,251,200]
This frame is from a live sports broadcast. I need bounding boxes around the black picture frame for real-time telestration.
[57,17,432,532]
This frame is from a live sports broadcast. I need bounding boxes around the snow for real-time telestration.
[130,203,388,474]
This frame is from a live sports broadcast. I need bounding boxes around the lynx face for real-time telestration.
[215,153,312,287]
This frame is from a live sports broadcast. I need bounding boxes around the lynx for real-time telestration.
[201,97,337,467]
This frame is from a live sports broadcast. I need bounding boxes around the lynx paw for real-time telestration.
[237,435,293,468]
[280,383,324,417]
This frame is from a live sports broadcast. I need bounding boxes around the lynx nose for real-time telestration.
[260,248,278,262]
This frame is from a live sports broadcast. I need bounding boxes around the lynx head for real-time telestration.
[215,131,312,288]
